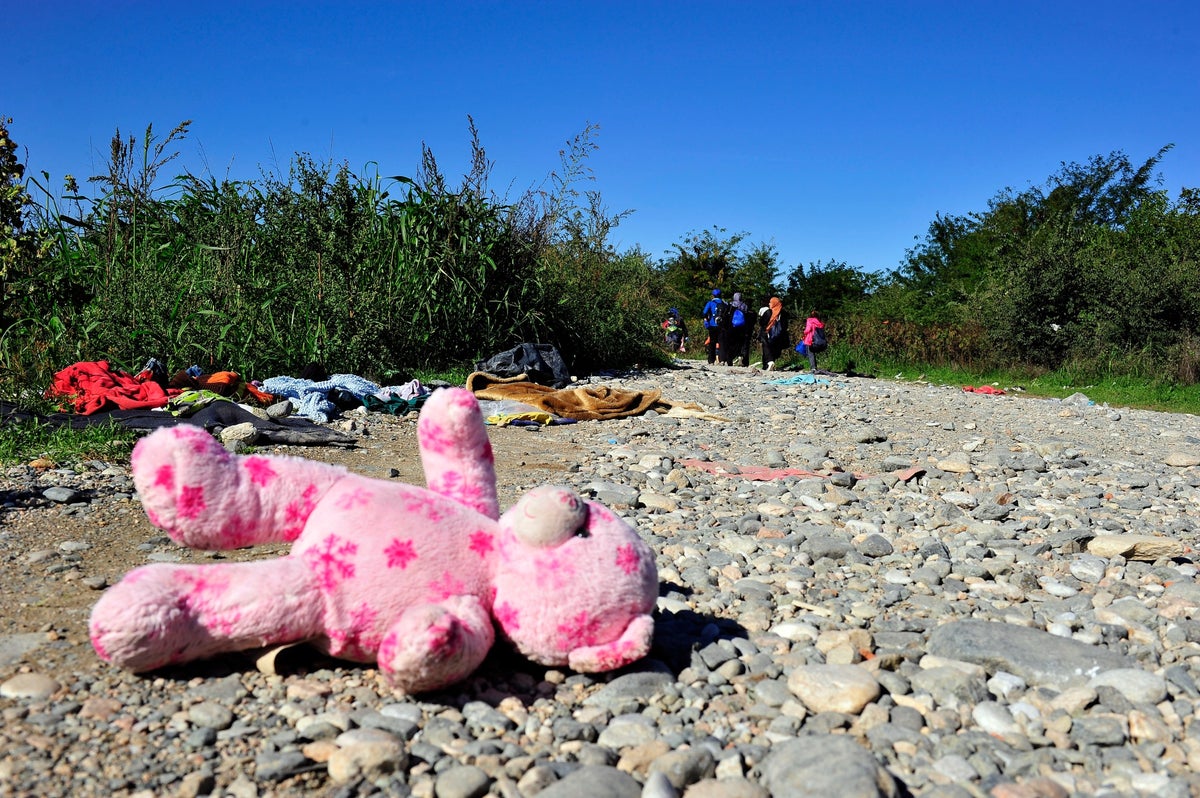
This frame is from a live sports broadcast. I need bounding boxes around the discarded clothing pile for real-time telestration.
[767,374,834,386]
[27,359,354,446]
[45,360,279,416]
[261,375,430,422]
[1,400,357,447]
[476,399,578,427]
[46,360,175,415]
[963,385,1006,395]
[466,371,724,422]
[168,365,275,405]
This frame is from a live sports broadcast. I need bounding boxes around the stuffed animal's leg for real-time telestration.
[131,425,346,548]
[418,388,499,519]
[377,595,495,693]
[567,614,655,673]
[89,557,323,673]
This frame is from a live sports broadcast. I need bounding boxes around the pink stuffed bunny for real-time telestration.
[89,387,658,693]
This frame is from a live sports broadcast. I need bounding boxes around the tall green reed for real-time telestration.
[3,117,658,403]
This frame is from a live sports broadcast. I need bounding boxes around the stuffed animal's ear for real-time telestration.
[509,486,587,547]
[417,387,499,519]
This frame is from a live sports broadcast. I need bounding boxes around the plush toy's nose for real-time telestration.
[511,486,588,547]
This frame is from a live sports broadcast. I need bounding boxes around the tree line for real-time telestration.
[657,146,1200,383]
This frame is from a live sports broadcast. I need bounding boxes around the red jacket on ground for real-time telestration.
[47,360,174,415]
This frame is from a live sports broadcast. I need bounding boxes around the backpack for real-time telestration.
[731,307,747,328]
[766,319,786,344]
[716,301,734,329]
[706,299,728,328]
[810,326,828,353]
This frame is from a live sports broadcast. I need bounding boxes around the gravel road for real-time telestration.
[3,361,1200,798]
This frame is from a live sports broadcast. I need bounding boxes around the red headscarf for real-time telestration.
[766,297,783,332]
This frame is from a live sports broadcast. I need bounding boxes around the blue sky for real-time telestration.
[9,1,1199,276]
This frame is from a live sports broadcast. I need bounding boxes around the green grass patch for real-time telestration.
[1020,371,1200,415]
[0,419,139,466]
[871,356,1200,415]
[411,365,474,386]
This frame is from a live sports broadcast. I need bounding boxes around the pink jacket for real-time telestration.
[803,317,825,346]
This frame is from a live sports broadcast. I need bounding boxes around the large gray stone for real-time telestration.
[927,619,1132,688]
[760,735,898,798]
[0,633,45,666]
[534,765,642,798]
[584,671,674,709]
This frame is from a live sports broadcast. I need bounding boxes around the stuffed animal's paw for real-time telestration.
[377,596,495,693]
[131,425,346,549]
[90,559,323,672]
[567,614,655,672]
[89,564,226,672]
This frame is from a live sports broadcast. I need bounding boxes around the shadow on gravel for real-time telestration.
[651,608,748,673]
[0,487,54,510]
[130,600,745,709]
[0,487,98,512]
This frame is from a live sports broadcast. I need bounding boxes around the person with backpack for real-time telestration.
[761,296,790,370]
[721,292,752,366]
[795,311,827,371]
[662,308,688,354]
[701,289,727,365]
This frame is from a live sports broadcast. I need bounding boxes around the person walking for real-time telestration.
[722,292,752,366]
[756,303,772,366]
[661,308,688,354]
[796,311,827,371]
[701,289,726,365]
[761,296,789,370]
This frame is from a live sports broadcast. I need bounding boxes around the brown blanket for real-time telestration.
[466,372,717,421]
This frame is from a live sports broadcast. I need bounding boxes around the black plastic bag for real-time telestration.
[475,343,571,389]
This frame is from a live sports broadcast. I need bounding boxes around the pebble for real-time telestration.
[787,663,880,713]
[536,765,642,798]
[42,486,78,503]
[433,764,491,798]
[5,363,1200,796]
[761,735,899,797]
[0,672,60,699]
[1087,668,1167,704]
[218,422,260,448]
[188,701,235,729]
[646,747,715,789]
[1087,533,1185,560]
[1164,451,1200,467]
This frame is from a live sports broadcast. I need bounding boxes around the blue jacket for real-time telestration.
[702,298,725,329]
